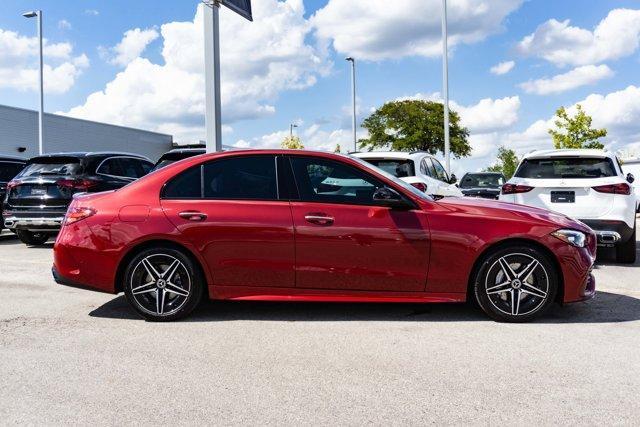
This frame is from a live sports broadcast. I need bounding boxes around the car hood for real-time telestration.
[436,196,590,232]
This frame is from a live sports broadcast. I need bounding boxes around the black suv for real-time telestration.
[152,147,205,171]
[2,152,153,245]
[0,156,27,231]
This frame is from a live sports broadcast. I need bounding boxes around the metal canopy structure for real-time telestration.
[203,0,252,153]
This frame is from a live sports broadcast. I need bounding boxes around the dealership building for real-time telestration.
[0,104,173,161]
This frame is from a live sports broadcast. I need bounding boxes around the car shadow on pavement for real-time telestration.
[90,290,640,324]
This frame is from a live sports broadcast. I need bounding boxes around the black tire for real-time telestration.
[473,244,558,323]
[16,230,50,246]
[123,247,204,321]
[615,226,637,264]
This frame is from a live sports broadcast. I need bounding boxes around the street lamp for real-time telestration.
[345,57,357,152]
[23,10,44,155]
[289,123,298,138]
[441,0,450,175]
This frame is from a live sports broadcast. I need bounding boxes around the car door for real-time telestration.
[430,158,461,197]
[286,155,430,292]
[160,155,295,288]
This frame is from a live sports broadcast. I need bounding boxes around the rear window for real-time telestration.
[361,159,415,178]
[460,174,504,188]
[16,157,82,178]
[515,157,617,179]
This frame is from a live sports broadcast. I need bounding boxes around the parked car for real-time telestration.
[459,172,505,199]
[0,156,26,231]
[353,151,462,197]
[53,150,596,323]
[621,157,640,212]
[152,147,206,171]
[3,152,153,245]
[499,149,636,263]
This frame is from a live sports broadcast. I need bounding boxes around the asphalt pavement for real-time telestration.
[0,224,639,425]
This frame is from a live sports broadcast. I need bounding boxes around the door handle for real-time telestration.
[179,211,207,221]
[304,213,334,226]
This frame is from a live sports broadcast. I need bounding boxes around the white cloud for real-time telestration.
[519,64,613,95]
[58,20,72,30]
[490,60,514,75]
[106,28,159,67]
[65,2,329,141]
[312,0,523,61]
[517,9,640,67]
[84,9,99,16]
[0,28,88,94]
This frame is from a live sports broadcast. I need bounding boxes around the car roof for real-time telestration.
[163,148,206,155]
[0,155,26,162]
[523,149,612,160]
[27,152,151,161]
[352,151,433,160]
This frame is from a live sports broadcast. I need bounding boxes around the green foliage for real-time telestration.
[358,100,471,157]
[281,135,304,149]
[334,144,342,153]
[485,146,519,179]
[548,104,607,149]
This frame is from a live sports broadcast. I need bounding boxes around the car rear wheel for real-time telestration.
[473,245,558,322]
[16,230,50,246]
[123,247,204,321]
[615,225,637,264]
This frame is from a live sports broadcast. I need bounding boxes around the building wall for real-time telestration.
[0,104,173,161]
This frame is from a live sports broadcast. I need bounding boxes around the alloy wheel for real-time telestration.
[129,254,191,316]
[484,253,549,317]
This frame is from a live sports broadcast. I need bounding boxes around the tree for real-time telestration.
[334,144,342,153]
[358,100,471,157]
[548,104,607,149]
[281,135,304,149]
[485,146,519,179]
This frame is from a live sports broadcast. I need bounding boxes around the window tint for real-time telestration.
[203,156,277,200]
[119,158,150,179]
[97,158,122,177]
[420,158,435,177]
[515,157,617,179]
[459,173,504,188]
[290,156,384,205]
[163,166,202,199]
[0,162,25,182]
[431,159,449,182]
[17,158,81,178]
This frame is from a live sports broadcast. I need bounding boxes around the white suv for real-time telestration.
[353,151,462,198]
[499,149,637,263]
[621,157,640,212]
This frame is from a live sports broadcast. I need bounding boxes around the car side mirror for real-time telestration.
[627,173,635,184]
[373,187,412,209]
[449,173,457,184]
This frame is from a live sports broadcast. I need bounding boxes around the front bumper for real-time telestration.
[579,219,634,247]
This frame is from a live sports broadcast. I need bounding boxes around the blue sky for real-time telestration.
[1,0,640,173]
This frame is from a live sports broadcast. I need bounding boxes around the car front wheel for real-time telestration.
[123,247,204,321]
[474,245,558,322]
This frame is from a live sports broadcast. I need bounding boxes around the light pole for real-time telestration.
[345,57,357,152]
[289,123,298,138]
[23,10,44,155]
[441,0,450,175]
[203,2,222,153]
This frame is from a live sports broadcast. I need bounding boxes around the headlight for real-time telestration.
[551,229,586,248]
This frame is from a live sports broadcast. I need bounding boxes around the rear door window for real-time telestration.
[0,162,25,182]
[203,156,277,200]
[515,157,617,179]
[431,159,449,182]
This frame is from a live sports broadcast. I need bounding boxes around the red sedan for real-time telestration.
[53,150,596,322]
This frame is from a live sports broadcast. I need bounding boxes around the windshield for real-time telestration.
[349,156,433,202]
[460,173,504,188]
[17,159,82,178]
[360,159,415,178]
[515,157,616,179]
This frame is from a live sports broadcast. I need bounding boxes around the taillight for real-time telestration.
[411,182,428,192]
[65,207,96,225]
[501,183,534,195]
[57,179,98,192]
[592,183,631,195]
[6,180,20,190]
